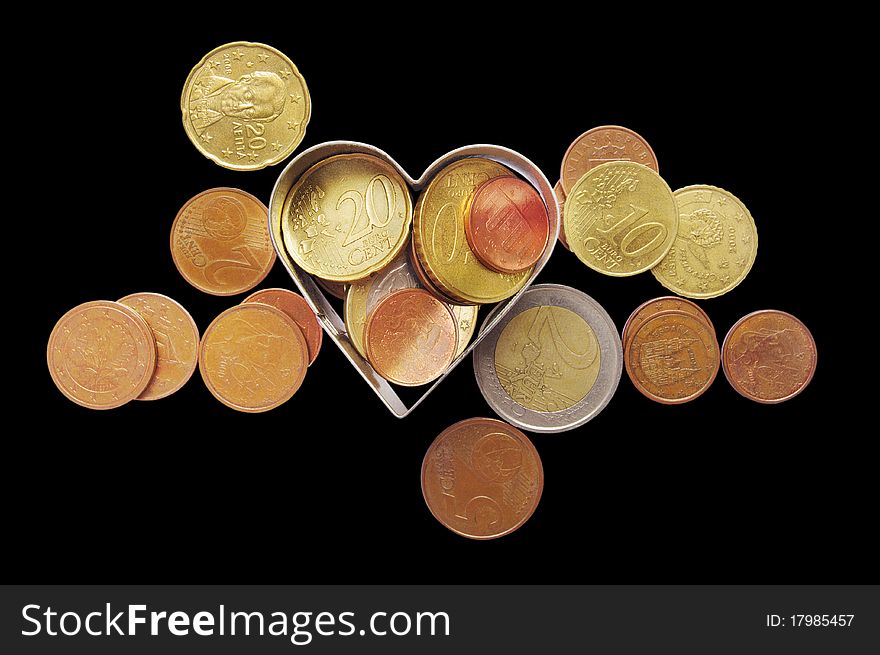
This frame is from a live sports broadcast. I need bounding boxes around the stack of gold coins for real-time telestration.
[277,154,552,387]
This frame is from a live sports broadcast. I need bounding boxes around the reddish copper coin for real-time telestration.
[464,176,549,274]
[364,288,457,386]
[561,125,658,194]
[315,276,347,301]
[244,288,323,365]
[622,296,712,347]
[553,180,570,251]
[421,417,543,540]
[625,310,720,404]
[722,310,817,403]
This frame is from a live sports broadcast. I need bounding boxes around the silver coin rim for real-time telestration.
[473,283,622,433]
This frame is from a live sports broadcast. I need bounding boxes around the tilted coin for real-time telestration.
[180,41,310,171]
[625,310,719,404]
[244,288,323,365]
[47,300,157,410]
[117,293,199,400]
[281,153,412,283]
[315,276,347,301]
[652,184,758,299]
[464,176,549,274]
[622,296,712,348]
[413,158,531,304]
[199,303,308,412]
[409,239,463,305]
[722,310,816,403]
[561,125,658,194]
[450,304,478,359]
[343,279,370,358]
[171,187,275,296]
[421,417,543,540]
[553,180,570,251]
[364,288,457,386]
[473,284,622,433]
[564,161,678,276]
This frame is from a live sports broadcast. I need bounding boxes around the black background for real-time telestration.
[21,20,862,583]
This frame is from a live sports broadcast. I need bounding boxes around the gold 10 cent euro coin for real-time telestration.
[281,154,413,283]
[564,161,678,276]
[651,185,758,298]
[181,42,311,171]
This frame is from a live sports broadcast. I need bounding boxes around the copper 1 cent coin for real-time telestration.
[553,180,570,251]
[364,288,457,386]
[625,310,720,404]
[722,310,817,403]
[464,176,549,274]
[622,296,712,347]
[561,125,658,194]
[117,292,200,400]
[421,417,543,540]
[47,300,157,410]
[244,288,323,365]
[199,303,308,412]
[170,187,276,296]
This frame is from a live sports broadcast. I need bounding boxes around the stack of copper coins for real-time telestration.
[278,154,552,387]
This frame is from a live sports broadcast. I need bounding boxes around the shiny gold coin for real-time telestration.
[118,293,200,400]
[564,161,678,276]
[495,305,601,412]
[413,158,531,304]
[452,304,479,359]
[199,303,308,412]
[651,185,758,298]
[170,187,276,296]
[343,277,370,358]
[180,41,310,171]
[47,300,156,410]
[281,154,412,283]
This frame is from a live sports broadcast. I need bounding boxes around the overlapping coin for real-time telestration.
[561,125,658,194]
[244,288,323,365]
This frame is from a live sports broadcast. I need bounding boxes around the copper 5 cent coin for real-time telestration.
[421,417,543,540]
[171,187,276,296]
[465,176,549,274]
[47,300,157,410]
[244,288,323,365]
[199,303,308,412]
[722,310,816,403]
[364,288,458,386]
[117,292,200,400]
[625,310,720,404]
[622,296,712,347]
[561,125,658,194]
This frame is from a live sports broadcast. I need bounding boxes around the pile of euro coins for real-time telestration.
[278,154,552,386]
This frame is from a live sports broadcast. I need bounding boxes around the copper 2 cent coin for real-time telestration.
[465,176,549,274]
[625,310,720,404]
[364,288,458,386]
[622,296,712,348]
[561,124,659,194]
[244,288,323,366]
[722,309,817,403]
[421,417,544,540]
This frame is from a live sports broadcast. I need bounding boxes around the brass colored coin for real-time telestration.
[722,310,816,404]
[199,303,308,412]
[343,278,370,358]
[180,41,310,171]
[625,310,719,404]
[495,306,601,412]
[421,417,543,540]
[451,304,478,359]
[561,125,658,194]
[47,300,157,410]
[622,296,712,348]
[171,187,275,296]
[553,180,570,251]
[281,154,413,283]
[652,185,758,299]
[117,293,199,400]
[413,158,531,304]
[315,276,347,300]
[244,288,323,365]
[364,288,457,386]
[564,161,678,276]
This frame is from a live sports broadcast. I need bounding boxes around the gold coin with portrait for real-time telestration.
[181,41,311,171]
